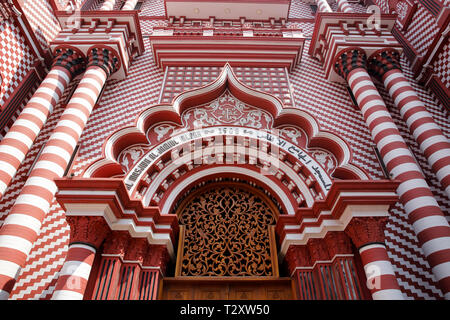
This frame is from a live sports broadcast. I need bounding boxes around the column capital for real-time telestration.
[324,231,353,257]
[124,238,149,264]
[307,238,330,263]
[66,216,110,249]
[52,47,86,78]
[333,48,367,81]
[87,47,120,78]
[284,245,311,275]
[368,49,402,80]
[143,245,170,275]
[102,231,130,256]
[345,216,388,250]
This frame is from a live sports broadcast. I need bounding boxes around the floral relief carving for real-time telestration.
[285,245,311,274]
[182,91,273,130]
[67,216,110,249]
[345,217,388,249]
[278,126,307,147]
[118,144,150,173]
[124,238,149,263]
[310,150,337,174]
[103,231,130,256]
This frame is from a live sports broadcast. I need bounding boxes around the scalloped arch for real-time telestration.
[84,63,369,182]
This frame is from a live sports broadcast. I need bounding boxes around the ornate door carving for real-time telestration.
[175,183,279,277]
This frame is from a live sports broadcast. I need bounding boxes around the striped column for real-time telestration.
[122,0,139,10]
[345,217,404,300]
[52,216,110,300]
[0,48,119,300]
[369,49,450,199]
[337,0,354,13]
[0,48,85,198]
[100,0,117,10]
[335,48,450,299]
[316,0,333,13]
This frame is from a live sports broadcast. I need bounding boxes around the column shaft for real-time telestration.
[122,0,139,10]
[0,50,116,298]
[51,244,96,300]
[100,0,117,10]
[347,67,450,298]
[0,49,84,198]
[337,0,354,13]
[316,0,332,13]
[138,269,161,300]
[359,244,404,299]
[383,69,450,198]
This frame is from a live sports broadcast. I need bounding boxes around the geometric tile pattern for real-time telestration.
[0,81,38,140]
[140,19,167,35]
[0,18,35,108]
[403,4,439,56]
[20,0,61,51]
[159,66,295,107]
[433,40,450,89]
[139,0,166,16]
[289,0,315,19]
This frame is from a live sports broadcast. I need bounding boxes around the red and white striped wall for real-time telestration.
[51,243,96,300]
[335,51,450,298]
[0,48,118,300]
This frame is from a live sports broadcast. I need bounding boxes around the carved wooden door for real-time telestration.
[175,183,279,277]
[160,183,295,300]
